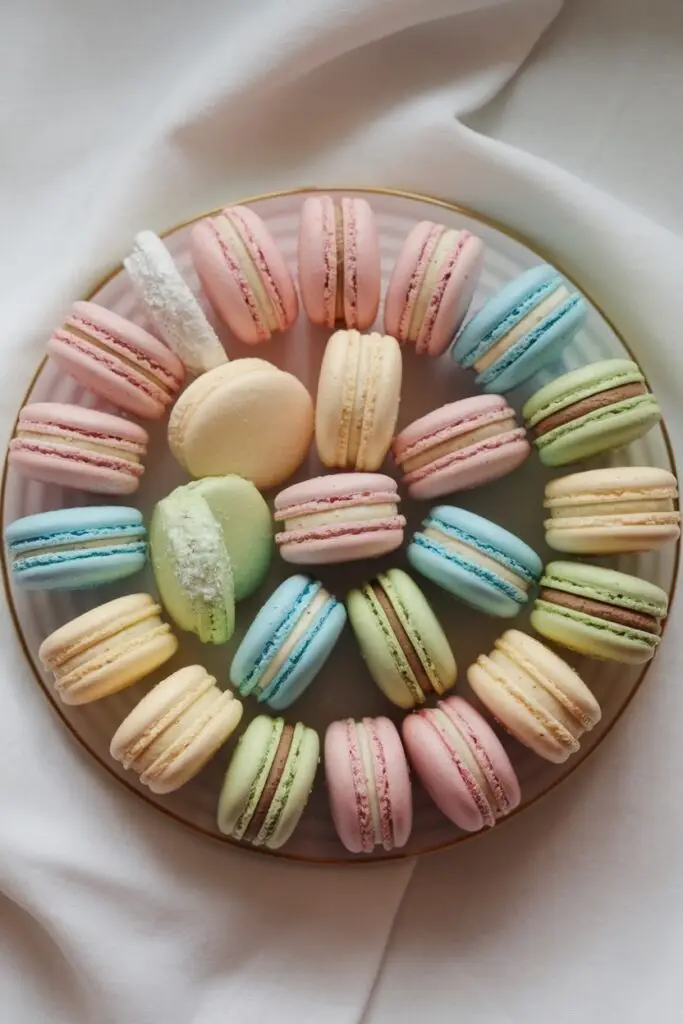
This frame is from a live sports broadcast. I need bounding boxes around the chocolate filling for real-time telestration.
[540,587,661,634]
[244,725,294,842]
[534,383,647,438]
[371,582,432,694]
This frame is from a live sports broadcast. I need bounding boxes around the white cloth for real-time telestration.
[2,1,683,1022]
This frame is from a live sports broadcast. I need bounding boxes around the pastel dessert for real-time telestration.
[347,569,456,709]
[5,506,147,590]
[150,486,236,644]
[325,716,412,853]
[393,395,529,500]
[468,630,601,763]
[451,265,587,393]
[384,221,484,356]
[522,359,662,466]
[230,575,346,711]
[218,715,319,849]
[402,696,520,831]
[298,195,381,329]
[46,301,185,419]
[9,402,148,495]
[408,506,542,617]
[274,473,405,564]
[531,561,668,663]
[124,230,227,374]
[38,594,178,705]
[110,665,243,794]
[315,330,402,471]
[544,466,680,554]
[191,206,298,344]
[168,360,314,489]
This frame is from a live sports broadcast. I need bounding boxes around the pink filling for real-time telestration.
[398,224,442,342]
[394,409,513,465]
[16,418,146,454]
[228,208,287,330]
[345,719,375,853]
[419,709,496,828]
[273,490,399,521]
[53,332,169,403]
[416,231,472,355]
[365,718,394,850]
[9,439,143,476]
[275,516,405,546]
[208,219,268,340]
[404,429,528,484]
[439,702,511,815]
[68,316,182,386]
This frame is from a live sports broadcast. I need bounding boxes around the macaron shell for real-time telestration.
[347,587,417,708]
[541,560,669,615]
[545,519,680,555]
[536,395,662,466]
[530,605,658,663]
[298,196,335,326]
[217,716,278,837]
[265,599,347,711]
[325,720,367,853]
[419,233,485,356]
[407,538,522,617]
[372,715,412,848]
[343,198,381,329]
[522,358,645,426]
[265,726,320,849]
[230,575,314,687]
[407,433,530,500]
[12,550,146,590]
[280,526,404,565]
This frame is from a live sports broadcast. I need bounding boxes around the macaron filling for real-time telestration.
[365,580,434,703]
[533,383,648,438]
[212,208,287,334]
[243,724,295,842]
[461,276,564,368]
[538,588,661,634]
[59,316,180,392]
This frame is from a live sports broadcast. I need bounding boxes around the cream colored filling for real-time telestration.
[403,417,517,474]
[423,526,529,591]
[257,589,330,692]
[65,324,172,392]
[345,336,373,466]
[13,536,141,561]
[133,688,223,772]
[408,230,461,339]
[215,215,278,330]
[285,502,396,532]
[18,429,141,464]
[355,722,381,845]
[549,497,673,519]
[474,285,569,372]
[55,618,161,677]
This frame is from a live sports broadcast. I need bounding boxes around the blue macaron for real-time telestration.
[4,506,147,590]
[230,575,347,711]
[451,264,587,393]
[407,506,542,617]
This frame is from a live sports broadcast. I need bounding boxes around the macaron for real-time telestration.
[467,630,601,763]
[230,575,346,710]
[46,301,185,419]
[4,506,147,590]
[522,359,662,466]
[124,230,227,375]
[38,594,178,705]
[544,466,681,554]
[408,506,542,617]
[110,665,243,794]
[191,206,298,344]
[402,696,520,831]
[384,221,485,356]
[347,569,456,709]
[9,402,148,495]
[298,195,381,329]
[274,473,405,564]
[451,265,587,393]
[531,561,668,663]
[218,715,319,850]
[325,717,412,853]
[168,359,314,489]
[392,395,529,500]
[315,330,402,471]
[150,487,236,644]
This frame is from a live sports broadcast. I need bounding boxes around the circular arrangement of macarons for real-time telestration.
[4,190,679,860]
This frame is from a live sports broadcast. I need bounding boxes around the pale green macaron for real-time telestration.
[217,716,319,850]
[347,568,457,708]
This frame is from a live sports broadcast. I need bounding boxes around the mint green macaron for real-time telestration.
[522,359,661,466]
[531,560,668,663]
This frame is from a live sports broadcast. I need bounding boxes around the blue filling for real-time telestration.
[14,542,147,571]
[478,295,583,385]
[413,534,525,601]
[261,598,339,703]
[424,517,537,582]
[462,277,561,368]
[241,580,321,695]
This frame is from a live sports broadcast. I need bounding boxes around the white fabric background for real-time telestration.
[2,1,683,1021]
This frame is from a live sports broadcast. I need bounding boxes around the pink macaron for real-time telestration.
[46,301,185,419]
[191,205,298,345]
[325,716,412,853]
[393,395,530,500]
[9,402,148,494]
[274,472,405,564]
[402,696,520,833]
[384,221,485,356]
[298,195,381,330]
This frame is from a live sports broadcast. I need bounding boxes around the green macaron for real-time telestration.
[522,359,661,466]
[347,568,457,708]
[531,560,668,663]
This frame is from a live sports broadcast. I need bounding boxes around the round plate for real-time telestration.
[2,188,678,863]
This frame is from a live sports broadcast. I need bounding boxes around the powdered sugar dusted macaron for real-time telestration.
[385,221,484,356]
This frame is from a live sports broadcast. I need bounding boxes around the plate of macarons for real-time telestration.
[2,187,678,862]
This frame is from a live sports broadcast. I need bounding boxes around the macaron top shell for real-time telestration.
[275,471,399,512]
[427,506,544,582]
[5,505,144,545]
[522,359,647,427]
[16,402,149,446]
[545,466,678,503]
[541,561,669,617]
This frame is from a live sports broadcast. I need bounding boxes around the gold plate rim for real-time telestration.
[1,184,679,867]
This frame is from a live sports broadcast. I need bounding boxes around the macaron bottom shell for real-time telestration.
[530,604,659,664]
[407,536,524,618]
[536,396,662,467]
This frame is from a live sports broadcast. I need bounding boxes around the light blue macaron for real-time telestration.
[451,264,587,393]
[4,506,147,590]
[407,506,542,617]
[230,575,347,711]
